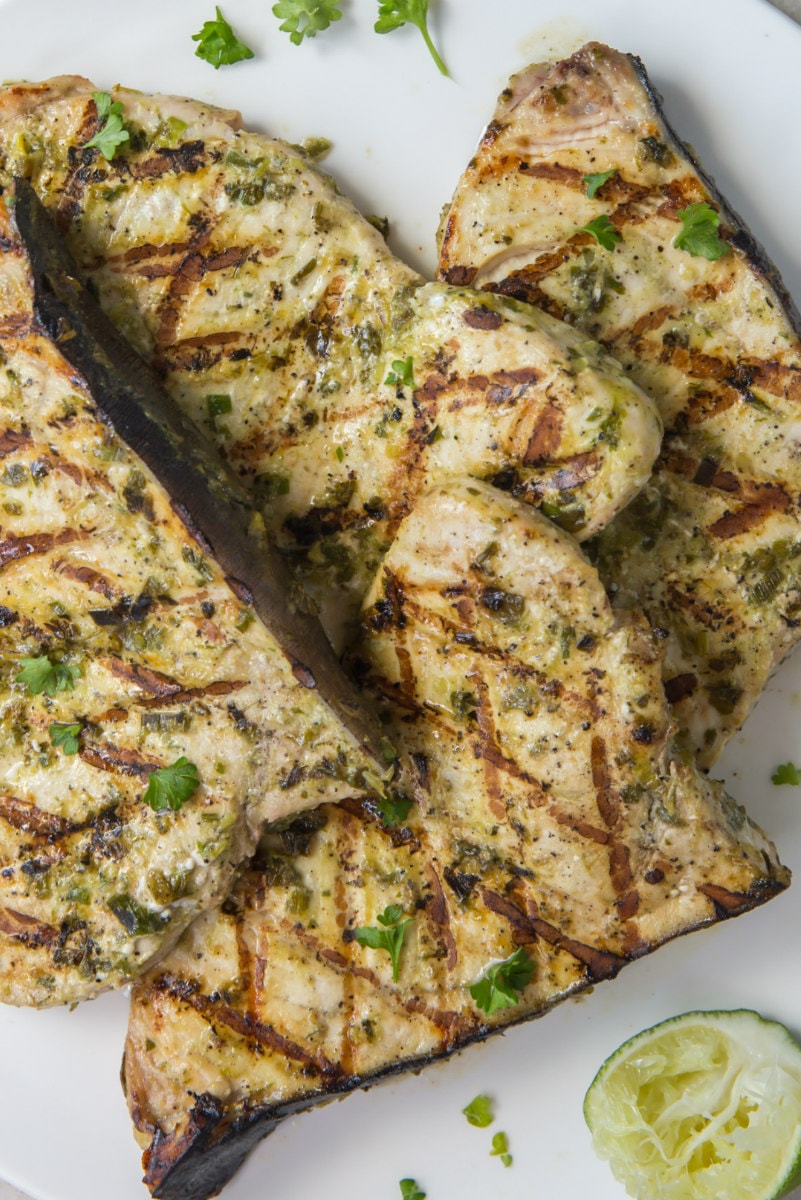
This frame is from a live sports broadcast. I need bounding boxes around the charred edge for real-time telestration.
[699,879,788,919]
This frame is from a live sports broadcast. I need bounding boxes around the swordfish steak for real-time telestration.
[0,198,380,1008]
[123,481,788,1200]
[438,43,801,766]
[0,76,661,641]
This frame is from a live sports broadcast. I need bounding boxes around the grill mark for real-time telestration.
[462,306,503,330]
[0,528,87,569]
[591,736,618,827]
[0,905,59,947]
[0,427,31,457]
[664,673,698,704]
[152,972,343,1077]
[153,218,219,350]
[79,742,162,778]
[699,881,783,918]
[523,404,563,464]
[423,865,458,970]
[155,330,249,374]
[708,485,791,539]
[0,793,79,840]
[103,657,183,696]
[470,673,506,821]
[549,450,601,491]
[53,560,122,599]
[481,887,537,943]
[54,99,108,228]
[125,141,208,181]
[131,245,250,281]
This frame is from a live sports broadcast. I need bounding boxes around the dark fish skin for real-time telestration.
[13,178,382,766]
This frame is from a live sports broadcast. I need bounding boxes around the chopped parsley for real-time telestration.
[469,947,534,1015]
[192,7,255,68]
[142,757,201,812]
[583,169,617,199]
[375,791,413,829]
[206,393,233,422]
[490,1130,513,1168]
[385,355,415,388]
[462,1093,494,1127]
[580,214,621,251]
[399,1182,426,1200]
[375,0,448,76]
[354,903,412,982]
[673,201,730,261]
[49,722,83,755]
[84,92,130,160]
[772,762,801,786]
[16,655,81,697]
[272,0,343,45]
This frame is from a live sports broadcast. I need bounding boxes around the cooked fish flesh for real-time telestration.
[438,43,801,766]
[0,195,380,1008]
[123,481,788,1200]
[0,76,661,642]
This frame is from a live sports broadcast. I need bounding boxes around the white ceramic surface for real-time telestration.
[0,2,799,1199]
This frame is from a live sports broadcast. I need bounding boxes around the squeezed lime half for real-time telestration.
[584,1010,801,1200]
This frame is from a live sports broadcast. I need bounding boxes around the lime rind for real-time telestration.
[584,1009,801,1200]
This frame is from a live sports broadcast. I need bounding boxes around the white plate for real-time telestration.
[0,2,799,1199]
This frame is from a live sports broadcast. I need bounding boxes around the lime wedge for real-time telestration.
[584,1010,801,1200]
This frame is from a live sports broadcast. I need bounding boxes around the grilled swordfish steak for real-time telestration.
[0,77,661,641]
[438,43,801,767]
[0,197,383,1009]
[123,481,788,1200]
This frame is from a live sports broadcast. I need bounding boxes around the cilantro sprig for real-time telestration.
[16,655,81,697]
[469,947,534,1015]
[192,7,255,68]
[85,92,130,160]
[272,0,342,45]
[142,757,201,812]
[580,214,621,252]
[772,762,801,786]
[49,722,83,756]
[354,903,412,982]
[673,201,729,261]
[399,1182,426,1200]
[375,0,448,76]
[462,1093,494,1127]
[583,169,617,199]
[385,355,415,389]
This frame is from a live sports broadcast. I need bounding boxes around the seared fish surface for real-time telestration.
[123,482,788,1200]
[438,43,801,766]
[0,77,660,641]
[0,199,376,1008]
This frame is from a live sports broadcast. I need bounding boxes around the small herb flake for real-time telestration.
[354,903,412,982]
[16,655,81,697]
[580,214,621,251]
[84,92,130,160]
[583,169,617,199]
[772,761,801,786]
[399,1181,426,1200]
[462,1093,494,1128]
[49,722,82,755]
[673,201,730,261]
[206,393,233,421]
[272,0,343,45]
[491,1130,513,1167]
[385,355,415,388]
[469,947,534,1015]
[142,757,201,812]
[192,7,255,68]
[376,0,448,76]
[375,791,413,829]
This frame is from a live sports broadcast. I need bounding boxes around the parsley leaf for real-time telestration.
[462,1093,494,1127]
[385,355,415,388]
[583,169,617,199]
[84,92,130,160]
[272,0,343,45]
[354,904,412,982]
[399,1182,426,1200]
[580,214,621,252]
[142,757,201,812]
[192,7,255,68]
[16,655,81,697]
[673,201,730,261]
[469,947,534,1015]
[375,791,413,829]
[375,0,448,77]
[772,761,801,786]
[490,1130,513,1168]
[49,722,83,755]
